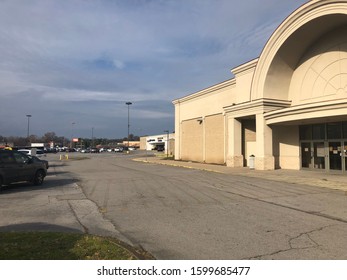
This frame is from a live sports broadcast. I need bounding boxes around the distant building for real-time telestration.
[140,133,175,155]
[31,143,45,148]
[122,141,140,148]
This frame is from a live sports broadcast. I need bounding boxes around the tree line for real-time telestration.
[0,132,140,148]
[0,132,69,147]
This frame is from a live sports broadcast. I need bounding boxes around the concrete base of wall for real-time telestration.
[226,155,244,168]
[279,156,300,170]
[255,156,275,170]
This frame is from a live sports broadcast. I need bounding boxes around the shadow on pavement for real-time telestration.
[0,222,83,233]
[0,177,79,195]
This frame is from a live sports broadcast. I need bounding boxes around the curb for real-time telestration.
[133,158,347,192]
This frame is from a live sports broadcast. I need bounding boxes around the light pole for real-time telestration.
[164,130,169,158]
[92,127,94,148]
[125,102,132,149]
[71,122,75,149]
[26,114,32,140]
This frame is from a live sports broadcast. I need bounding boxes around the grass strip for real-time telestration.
[0,232,145,260]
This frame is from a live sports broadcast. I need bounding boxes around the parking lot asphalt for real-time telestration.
[75,153,347,259]
[0,156,133,245]
[134,156,347,192]
[1,152,347,259]
[1,153,347,232]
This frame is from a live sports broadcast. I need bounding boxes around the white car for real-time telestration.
[18,149,46,158]
[17,149,32,155]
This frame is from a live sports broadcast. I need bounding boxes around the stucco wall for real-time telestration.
[205,114,224,164]
[178,81,236,121]
[232,62,257,104]
[174,79,236,161]
[181,119,203,162]
[180,114,225,164]
[273,125,300,170]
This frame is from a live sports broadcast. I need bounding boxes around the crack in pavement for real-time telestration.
[248,225,332,260]
[67,200,89,234]
[289,228,321,249]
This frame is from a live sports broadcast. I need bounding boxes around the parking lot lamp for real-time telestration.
[26,114,32,140]
[71,122,75,149]
[125,102,132,148]
[92,127,94,148]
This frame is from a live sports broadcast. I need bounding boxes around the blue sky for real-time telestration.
[0,0,308,139]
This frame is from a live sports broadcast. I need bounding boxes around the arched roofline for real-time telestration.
[251,0,347,101]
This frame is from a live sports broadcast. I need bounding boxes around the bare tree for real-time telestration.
[42,132,57,143]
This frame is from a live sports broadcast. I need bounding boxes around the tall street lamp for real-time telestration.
[92,127,94,148]
[26,114,32,140]
[164,130,169,158]
[71,122,75,148]
[125,102,132,149]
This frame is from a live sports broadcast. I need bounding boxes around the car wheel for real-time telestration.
[33,170,45,186]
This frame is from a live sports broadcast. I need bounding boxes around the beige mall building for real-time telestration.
[173,0,347,172]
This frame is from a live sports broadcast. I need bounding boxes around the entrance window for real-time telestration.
[343,122,347,138]
[312,124,325,140]
[299,125,312,140]
[301,142,311,168]
[327,123,342,139]
[329,141,342,170]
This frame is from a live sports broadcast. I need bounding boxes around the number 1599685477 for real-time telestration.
[190,266,250,276]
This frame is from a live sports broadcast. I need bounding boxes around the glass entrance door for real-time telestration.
[301,142,327,170]
[301,142,312,168]
[313,142,325,169]
[329,141,342,171]
[299,122,347,172]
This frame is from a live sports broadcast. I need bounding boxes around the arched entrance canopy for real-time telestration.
[251,0,347,102]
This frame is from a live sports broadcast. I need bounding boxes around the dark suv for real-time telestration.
[0,149,47,187]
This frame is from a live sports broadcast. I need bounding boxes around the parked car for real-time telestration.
[29,155,49,170]
[45,148,58,153]
[0,150,47,187]
[156,146,165,152]
[17,149,32,155]
[114,147,123,152]
[18,148,46,158]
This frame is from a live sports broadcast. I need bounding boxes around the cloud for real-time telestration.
[0,0,308,138]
